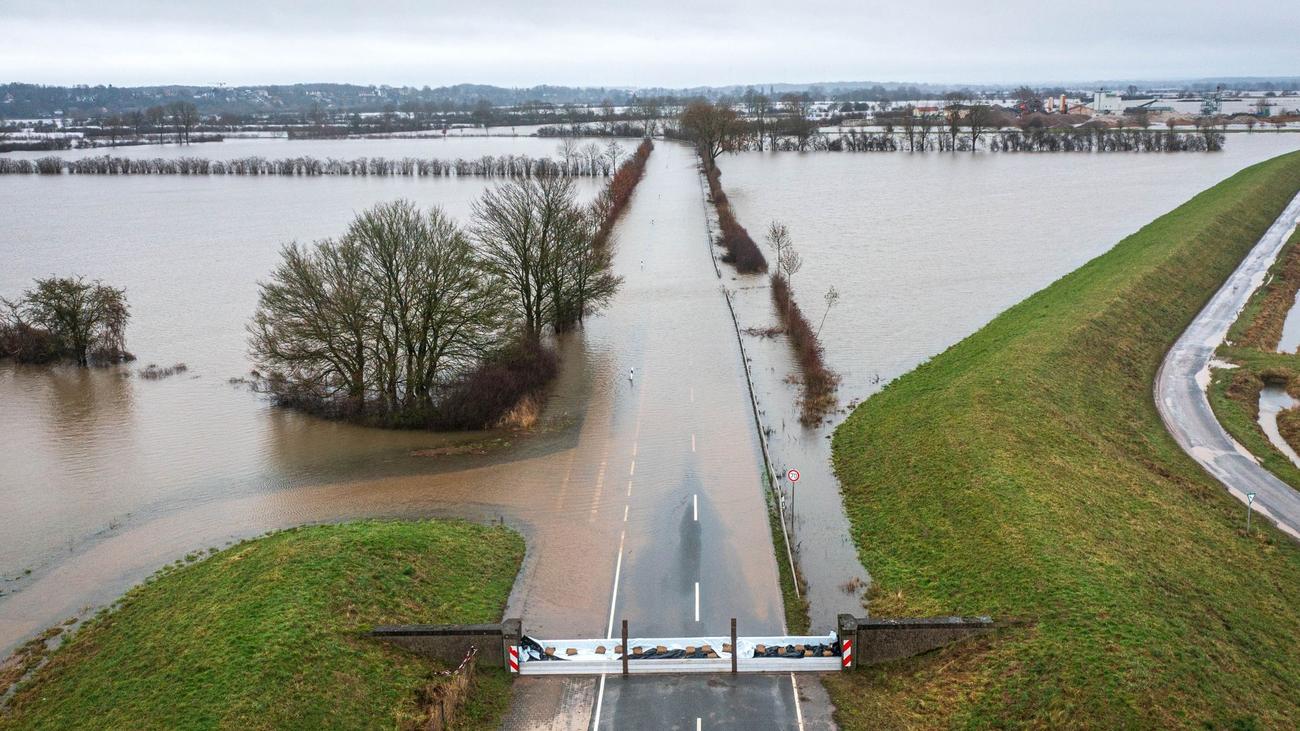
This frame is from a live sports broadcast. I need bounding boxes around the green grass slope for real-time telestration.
[827,152,1300,729]
[1,520,523,731]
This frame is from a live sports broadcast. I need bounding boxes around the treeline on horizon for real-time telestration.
[6,78,1297,119]
[0,153,619,177]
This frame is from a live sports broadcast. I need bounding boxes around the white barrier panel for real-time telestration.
[517,634,842,675]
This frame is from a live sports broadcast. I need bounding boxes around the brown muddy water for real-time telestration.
[0,136,615,653]
[718,133,1300,622]
[7,133,1300,653]
[0,140,787,666]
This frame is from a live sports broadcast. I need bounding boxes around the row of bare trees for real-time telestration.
[249,144,654,429]
[738,126,1225,153]
[93,102,200,147]
[0,153,616,177]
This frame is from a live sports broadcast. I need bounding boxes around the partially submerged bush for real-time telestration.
[432,338,559,430]
[1,277,131,366]
[137,363,188,380]
[771,274,839,425]
[703,162,767,274]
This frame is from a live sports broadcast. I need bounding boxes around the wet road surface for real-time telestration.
[502,142,822,729]
[1155,190,1300,538]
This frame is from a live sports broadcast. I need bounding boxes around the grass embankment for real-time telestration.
[1208,226,1300,486]
[1,520,524,731]
[827,152,1300,728]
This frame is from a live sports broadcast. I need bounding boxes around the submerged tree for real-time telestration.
[473,176,620,337]
[2,277,130,366]
[249,200,506,420]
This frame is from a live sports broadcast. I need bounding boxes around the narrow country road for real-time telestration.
[1155,190,1300,539]
[502,141,833,730]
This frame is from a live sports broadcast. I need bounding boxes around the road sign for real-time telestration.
[1247,492,1257,505]
[787,469,800,483]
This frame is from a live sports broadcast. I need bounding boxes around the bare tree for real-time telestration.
[744,91,771,151]
[916,111,936,151]
[899,106,917,151]
[605,140,626,170]
[633,96,662,138]
[966,104,995,151]
[556,136,580,173]
[145,105,166,144]
[678,100,741,165]
[473,176,619,337]
[766,220,803,294]
[250,200,504,418]
[817,285,839,337]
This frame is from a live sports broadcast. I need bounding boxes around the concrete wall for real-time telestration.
[839,614,994,667]
[371,618,521,668]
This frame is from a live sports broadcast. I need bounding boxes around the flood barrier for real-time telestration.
[513,633,844,675]
[372,613,996,675]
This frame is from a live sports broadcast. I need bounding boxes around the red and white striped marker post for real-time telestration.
[508,645,520,673]
[841,638,853,670]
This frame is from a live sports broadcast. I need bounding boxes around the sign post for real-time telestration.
[1246,492,1257,534]
[786,469,800,527]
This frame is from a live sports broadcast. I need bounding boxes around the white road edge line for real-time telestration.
[593,528,628,731]
[592,673,607,731]
[696,718,701,731]
[791,674,805,731]
[606,529,626,638]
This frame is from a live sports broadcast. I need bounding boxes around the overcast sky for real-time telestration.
[2,0,1296,88]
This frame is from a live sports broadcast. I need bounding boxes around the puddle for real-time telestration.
[1257,384,1300,467]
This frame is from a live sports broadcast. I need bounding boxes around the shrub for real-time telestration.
[432,338,559,430]
[771,274,839,424]
[703,161,767,273]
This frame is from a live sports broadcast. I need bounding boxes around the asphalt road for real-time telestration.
[500,141,831,730]
[1154,189,1300,539]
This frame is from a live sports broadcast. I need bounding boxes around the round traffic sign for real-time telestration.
[787,469,800,483]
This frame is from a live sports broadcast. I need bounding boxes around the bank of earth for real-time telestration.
[827,151,1300,728]
[0,520,522,731]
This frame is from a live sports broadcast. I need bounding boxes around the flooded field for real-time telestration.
[0,133,569,161]
[7,131,1300,650]
[720,133,1300,620]
[0,137,605,639]
[1,142,786,665]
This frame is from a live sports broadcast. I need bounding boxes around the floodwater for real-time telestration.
[0,136,608,652]
[0,133,791,727]
[1277,290,1300,353]
[7,131,1300,656]
[719,133,1300,622]
[1258,385,1300,468]
[0,134,576,161]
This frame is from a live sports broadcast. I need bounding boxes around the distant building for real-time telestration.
[1091,90,1124,114]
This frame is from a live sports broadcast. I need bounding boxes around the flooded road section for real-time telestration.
[2,140,807,728]
[719,133,1300,622]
